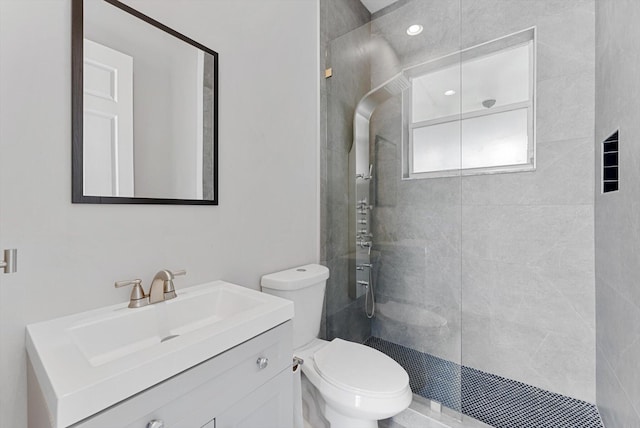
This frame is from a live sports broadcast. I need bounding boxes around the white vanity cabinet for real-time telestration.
[70,321,293,428]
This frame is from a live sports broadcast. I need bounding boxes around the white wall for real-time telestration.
[0,0,319,426]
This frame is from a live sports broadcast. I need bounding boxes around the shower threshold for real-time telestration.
[381,396,491,428]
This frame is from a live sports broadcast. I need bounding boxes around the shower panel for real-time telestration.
[348,73,410,302]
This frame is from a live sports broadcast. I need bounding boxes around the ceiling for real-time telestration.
[360,0,399,14]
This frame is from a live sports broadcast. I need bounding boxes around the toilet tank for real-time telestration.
[260,264,330,349]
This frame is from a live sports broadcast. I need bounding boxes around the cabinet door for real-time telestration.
[71,322,292,428]
[216,369,293,428]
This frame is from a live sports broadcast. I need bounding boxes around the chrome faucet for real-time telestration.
[115,269,186,308]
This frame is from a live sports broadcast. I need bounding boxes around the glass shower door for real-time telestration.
[457,0,599,426]
[323,0,464,421]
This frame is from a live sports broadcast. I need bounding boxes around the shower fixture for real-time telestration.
[348,72,410,314]
[482,98,497,108]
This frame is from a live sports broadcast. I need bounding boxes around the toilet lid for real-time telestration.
[313,338,409,397]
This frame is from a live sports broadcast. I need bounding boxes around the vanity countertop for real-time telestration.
[26,280,294,428]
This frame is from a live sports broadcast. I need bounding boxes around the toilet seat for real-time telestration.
[313,338,409,398]
[296,338,413,426]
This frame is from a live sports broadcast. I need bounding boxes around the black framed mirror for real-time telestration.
[72,0,218,205]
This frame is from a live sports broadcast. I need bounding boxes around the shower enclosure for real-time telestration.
[324,0,465,420]
[322,0,599,426]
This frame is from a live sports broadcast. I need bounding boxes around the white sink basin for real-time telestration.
[26,280,294,428]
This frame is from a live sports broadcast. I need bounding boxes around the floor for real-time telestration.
[366,337,604,428]
[380,397,492,428]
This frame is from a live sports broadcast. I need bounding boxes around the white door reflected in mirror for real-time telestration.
[83,39,134,197]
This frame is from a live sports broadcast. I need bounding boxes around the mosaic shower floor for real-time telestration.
[365,337,604,428]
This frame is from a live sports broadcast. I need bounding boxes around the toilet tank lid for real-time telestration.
[261,264,330,290]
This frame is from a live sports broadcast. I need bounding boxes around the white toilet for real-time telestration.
[261,264,412,428]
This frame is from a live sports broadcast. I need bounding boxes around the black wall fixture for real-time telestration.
[602,131,619,193]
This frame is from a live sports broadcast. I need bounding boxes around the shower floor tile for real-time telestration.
[365,337,604,428]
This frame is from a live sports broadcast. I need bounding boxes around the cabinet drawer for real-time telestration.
[73,321,292,428]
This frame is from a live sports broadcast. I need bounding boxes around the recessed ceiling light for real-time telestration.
[444,89,456,96]
[406,24,423,36]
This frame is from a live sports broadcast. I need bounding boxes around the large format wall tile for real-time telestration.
[370,0,461,84]
[461,138,594,206]
[320,0,371,342]
[326,296,371,344]
[322,0,370,43]
[367,0,595,404]
[536,5,595,81]
[461,205,594,270]
[461,257,594,337]
[462,312,553,391]
[460,0,594,49]
[529,333,595,402]
[595,0,640,425]
[372,306,461,363]
[536,72,595,143]
[596,347,640,427]
[325,255,350,317]
[596,281,640,395]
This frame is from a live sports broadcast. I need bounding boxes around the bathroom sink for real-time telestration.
[67,284,270,367]
[26,280,294,428]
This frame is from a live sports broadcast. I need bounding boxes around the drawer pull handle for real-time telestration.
[147,420,165,428]
[256,357,269,369]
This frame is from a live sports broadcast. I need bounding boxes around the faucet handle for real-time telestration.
[114,279,148,308]
[163,269,186,300]
[115,279,142,288]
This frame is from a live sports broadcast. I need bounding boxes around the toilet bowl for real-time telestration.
[297,338,412,427]
[261,264,412,428]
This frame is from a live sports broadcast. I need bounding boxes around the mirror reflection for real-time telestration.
[73,0,218,204]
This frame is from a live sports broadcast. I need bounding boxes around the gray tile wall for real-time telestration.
[202,53,215,200]
[595,1,640,426]
[319,0,371,342]
[368,0,464,367]
[368,0,596,403]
